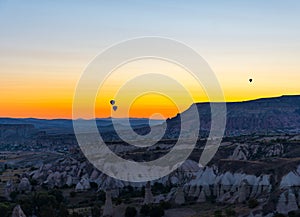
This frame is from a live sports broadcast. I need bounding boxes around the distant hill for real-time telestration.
[166,95,300,137]
[0,95,299,139]
[0,118,164,135]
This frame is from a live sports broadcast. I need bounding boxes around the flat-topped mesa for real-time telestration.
[166,95,300,137]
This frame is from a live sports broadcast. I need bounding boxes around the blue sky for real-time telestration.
[0,0,300,118]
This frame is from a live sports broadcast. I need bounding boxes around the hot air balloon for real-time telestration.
[249,78,253,83]
[113,105,118,111]
[110,100,115,105]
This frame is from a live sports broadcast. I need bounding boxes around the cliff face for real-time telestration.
[166,95,300,136]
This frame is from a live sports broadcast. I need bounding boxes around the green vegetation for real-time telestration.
[91,205,101,217]
[70,191,77,197]
[4,189,70,217]
[274,213,286,217]
[225,208,236,216]
[0,202,12,217]
[140,204,164,217]
[214,210,223,217]
[149,205,164,217]
[152,182,172,195]
[119,186,144,200]
[125,206,137,217]
[248,198,259,208]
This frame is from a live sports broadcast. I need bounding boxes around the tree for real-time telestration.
[159,200,171,210]
[140,204,150,216]
[58,204,69,217]
[90,182,98,189]
[39,206,56,217]
[0,203,10,217]
[214,210,223,217]
[274,213,286,217]
[125,206,137,217]
[18,195,34,216]
[9,191,18,201]
[149,206,164,217]
[91,205,101,217]
[49,189,64,204]
[225,208,236,217]
[248,198,259,208]
[70,191,77,197]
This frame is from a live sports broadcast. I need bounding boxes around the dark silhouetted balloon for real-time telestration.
[110,100,115,105]
[249,78,253,83]
[113,105,118,111]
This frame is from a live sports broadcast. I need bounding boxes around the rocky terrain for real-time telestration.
[1,95,300,152]
[1,133,300,216]
[1,95,300,216]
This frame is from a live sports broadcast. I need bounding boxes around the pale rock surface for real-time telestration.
[280,165,300,188]
[75,177,91,191]
[276,189,298,214]
[144,182,154,204]
[197,189,206,203]
[11,205,26,217]
[230,144,248,160]
[4,180,14,199]
[18,177,31,192]
[174,187,185,205]
[103,190,113,217]
[238,180,249,203]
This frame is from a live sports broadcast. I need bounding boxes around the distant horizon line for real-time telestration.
[0,94,299,120]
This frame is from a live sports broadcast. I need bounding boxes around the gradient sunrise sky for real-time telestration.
[0,0,300,119]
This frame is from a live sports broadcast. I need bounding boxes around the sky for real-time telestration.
[0,0,300,119]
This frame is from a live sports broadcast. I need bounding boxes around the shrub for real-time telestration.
[159,200,171,210]
[248,198,259,208]
[214,210,223,217]
[0,203,10,217]
[140,204,150,216]
[10,191,18,200]
[225,208,236,216]
[91,205,101,217]
[90,182,98,189]
[274,213,286,217]
[70,191,77,198]
[149,206,164,217]
[288,211,296,217]
[125,206,137,217]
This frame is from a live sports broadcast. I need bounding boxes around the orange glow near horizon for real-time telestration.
[92,59,207,119]
[1,1,300,119]
[1,58,300,119]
